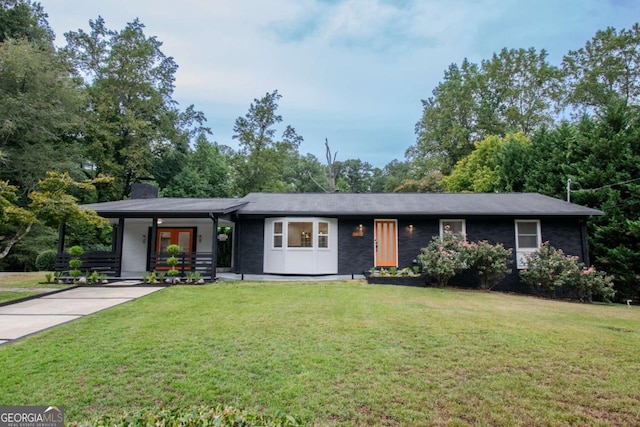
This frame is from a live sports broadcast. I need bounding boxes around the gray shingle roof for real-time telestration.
[82,198,246,218]
[81,193,603,218]
[238,192,603,217]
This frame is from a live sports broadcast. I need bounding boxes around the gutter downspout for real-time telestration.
[580,219,590,266]
[115,218,124,277]
[210,213,218,280]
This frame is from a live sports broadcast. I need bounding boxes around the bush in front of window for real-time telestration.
[465,240,513,290]
[520,242,615,302]
[418,229,469,287]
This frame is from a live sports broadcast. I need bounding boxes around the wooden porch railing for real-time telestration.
[150,252,214,277]
[55,251,120,276]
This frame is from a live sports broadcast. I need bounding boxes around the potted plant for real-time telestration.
[166,244,181,284]
[68,245,84,283]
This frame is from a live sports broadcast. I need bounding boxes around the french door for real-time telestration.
[155,228,194,270]
[374,220,397,267]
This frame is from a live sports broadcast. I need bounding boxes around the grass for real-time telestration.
[0,272,69,304]
[0,291,41,303]
[0,280,638,426]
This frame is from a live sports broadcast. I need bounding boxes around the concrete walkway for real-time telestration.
[0,285,164,346]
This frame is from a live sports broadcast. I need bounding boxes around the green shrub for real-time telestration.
[166,256,179,267]
[166,244,181,255]
[466,240,513,290]
[69,405,303,427]
[518,242,615,302]
[68,245,84,282]
[35,249,57,271]
[68,259,83,269]
[520,243,581,297]
[576,266,616,303]
[68,245,84,257]
[418,229,468,287]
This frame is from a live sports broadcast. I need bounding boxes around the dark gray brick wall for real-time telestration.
[236,215,588,293]
[338,218,374,274]
[236,218,264,274]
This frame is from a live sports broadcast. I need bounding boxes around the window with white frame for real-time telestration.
[318,221,329,248]
[515,220,541,269]
[273,221,283,248]
[287,222,313,248]
[440,219,466,239]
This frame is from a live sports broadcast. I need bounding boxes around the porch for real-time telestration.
[55,251,223,280]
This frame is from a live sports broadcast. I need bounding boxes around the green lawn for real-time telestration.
[0,272,69,304]
[0,281,638,426]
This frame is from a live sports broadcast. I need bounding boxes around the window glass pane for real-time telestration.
[517,222,537,235]
[288,222,313,247]
[274,235,282,248]
[318,222,328,235]
[518,235,538,248]
[517,221,539,249]
[442,220,463,235]
[274,222,283,234]
[177,231,191,252]
[318,222,329,248]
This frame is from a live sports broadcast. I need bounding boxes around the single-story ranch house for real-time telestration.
[57,186,603,291]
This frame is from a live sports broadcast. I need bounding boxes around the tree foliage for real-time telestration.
[0,38,85,192]
[232,90,303,195]
[0,0,53,45]
[0,171,111,260]
[410,49,562,175]
[63,17,208,200]
[563,24,640,110]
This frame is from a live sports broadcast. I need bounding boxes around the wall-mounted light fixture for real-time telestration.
[358,224,363,230]
[142,235,146,244]
[198,234,202,243]
[409,224,414,232]
[157,218,163,225]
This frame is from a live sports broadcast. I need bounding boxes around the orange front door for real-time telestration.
[375,220,397,267]
[156,228,194,270]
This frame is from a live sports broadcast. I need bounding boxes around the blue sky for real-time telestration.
[43,0,640,168]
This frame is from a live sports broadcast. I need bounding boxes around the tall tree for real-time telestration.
[0,170,110,260]
[161,135,232,197]
[409,59,480,175]
[410,49,562,175]
[443,133,532,193]
[334,158,375,193]
[563,24,640,111]
[0,37,85,193]
[232,90,303,195]
[63,17,207,200]
[0,0,53,45]
[482,48,563,134]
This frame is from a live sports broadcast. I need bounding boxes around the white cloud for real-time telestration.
[44,0,640,166]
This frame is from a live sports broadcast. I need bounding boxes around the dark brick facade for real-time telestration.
[235,215,590,293]
[235,218,264,274]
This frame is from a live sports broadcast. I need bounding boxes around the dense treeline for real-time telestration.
[0,1,637,301]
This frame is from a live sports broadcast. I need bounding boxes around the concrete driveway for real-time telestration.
[0,286,164,345]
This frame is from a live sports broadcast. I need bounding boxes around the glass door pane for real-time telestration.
[177,231,191,252]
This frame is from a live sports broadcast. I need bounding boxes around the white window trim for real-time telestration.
[515,220,542,269]
[439,219,467,240]
[273,221,283,249]
[317,221,330,250]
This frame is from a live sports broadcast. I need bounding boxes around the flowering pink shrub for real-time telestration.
[520,242,615,302]
[417,229,468,287]
[466,240,513,290]
[419,229,512,289]
[577,265,616,302]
